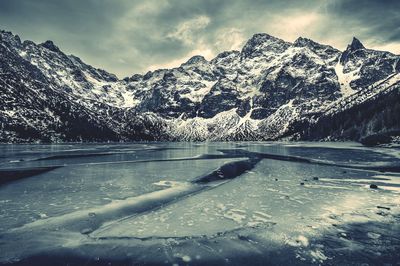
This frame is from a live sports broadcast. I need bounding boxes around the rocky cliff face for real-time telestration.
[0,29,399,142]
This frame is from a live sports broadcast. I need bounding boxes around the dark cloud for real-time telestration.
[328,0,400,43]
[0,0,398,77]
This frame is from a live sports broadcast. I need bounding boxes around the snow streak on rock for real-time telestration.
[1,30,399,142]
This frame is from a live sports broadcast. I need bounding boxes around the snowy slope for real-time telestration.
[0,29,399,142]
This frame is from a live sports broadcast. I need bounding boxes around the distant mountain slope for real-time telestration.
[0,29,399,143]
[0,32,118,142]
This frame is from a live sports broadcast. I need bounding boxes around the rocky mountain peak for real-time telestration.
[126,73,143,82]
[0,30,22,47]
[182,55,208,66]
[241,33,290,58]
[293,37,341,63]
[348,37,365,51]
[40,40,61,53]
[1,27,399,143]
[246,33,281,44]
[293,37,328,50]
[340,37,367,64]
[294,37,314,46]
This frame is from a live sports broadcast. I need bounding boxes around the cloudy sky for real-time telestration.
[0,0,399,77]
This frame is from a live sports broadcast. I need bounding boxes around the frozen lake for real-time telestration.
[0,142,399,265]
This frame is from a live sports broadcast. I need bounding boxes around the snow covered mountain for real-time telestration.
[0,29,399,143]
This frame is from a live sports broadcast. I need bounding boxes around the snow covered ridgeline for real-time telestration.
[0,29,399,142]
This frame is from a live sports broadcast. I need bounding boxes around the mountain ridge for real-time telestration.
[0,29,399,144]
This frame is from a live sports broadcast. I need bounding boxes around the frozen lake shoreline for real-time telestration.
[0,142,399,265]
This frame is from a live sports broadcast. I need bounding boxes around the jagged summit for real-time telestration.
[293,37,333,50]
[294,37,314,46]
[242,33,288,50]
[182,55,208,66]
[0,29,16,38]
[248,33,284,42]
[40,40,61,53]
[348,37,365,51]
[0,30,22,47]
[340,37,368,64]
[241,33,290,58]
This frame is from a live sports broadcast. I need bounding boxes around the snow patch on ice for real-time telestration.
[309,249,329,263]
[286,235,309,247]
[153,180,190,188]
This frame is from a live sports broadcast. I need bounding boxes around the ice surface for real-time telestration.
[0,142,399,265]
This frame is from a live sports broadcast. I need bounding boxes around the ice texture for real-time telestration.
[0,142,399,265]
